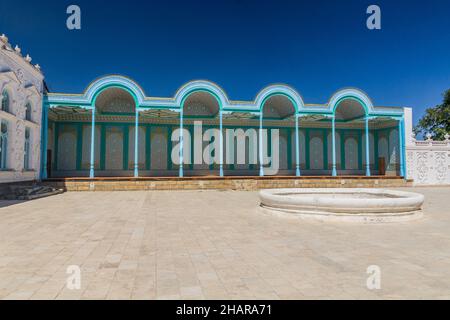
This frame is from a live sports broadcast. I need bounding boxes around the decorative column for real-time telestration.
[331,115,337,176]
[179,108,184,177]
[89,106,96,178]
[219,109,224,177]
[259,111,264,176]
[134,108,139,177]
[40,104,49,180]
[295,114,301,176]
[365,116,371,176]
[398,118,405,177]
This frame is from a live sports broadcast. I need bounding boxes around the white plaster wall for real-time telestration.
[406,139,450,185]
[0,39,44,183]
[404,107,414,146]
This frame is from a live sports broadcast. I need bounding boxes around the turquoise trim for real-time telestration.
[47,78,405,119]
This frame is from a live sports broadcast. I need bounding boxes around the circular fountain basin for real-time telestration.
[259,188,425,223]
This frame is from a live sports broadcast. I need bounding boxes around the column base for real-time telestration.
[89,167,94,179]
[366,166,371,177]
[332,166,337,177]
[296,166,301,177]
[179,166,184,178]
[134,166,139,178]
[219,165,224,177]
[259,166,264,177]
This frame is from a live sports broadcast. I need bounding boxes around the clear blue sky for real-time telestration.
[1,0,449,124]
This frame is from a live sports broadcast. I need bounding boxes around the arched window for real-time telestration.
[0,121,8,169]
[25,102,32,121]
[24,128,31,170]
[1,89,10,113]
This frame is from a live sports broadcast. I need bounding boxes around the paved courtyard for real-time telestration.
[1,187,450,300]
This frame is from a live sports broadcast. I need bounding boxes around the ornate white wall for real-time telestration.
[0,34,44,183]
[406,134,450,185]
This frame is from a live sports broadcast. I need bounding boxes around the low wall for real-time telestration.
[43,176,411,191]
[406,136,450,186]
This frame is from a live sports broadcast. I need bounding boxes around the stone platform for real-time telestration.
[43,176,411,191]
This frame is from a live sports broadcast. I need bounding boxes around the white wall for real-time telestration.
[406,138,450,185]
[0,35,44,183]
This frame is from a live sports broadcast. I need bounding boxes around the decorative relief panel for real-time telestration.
[406,136,450,185]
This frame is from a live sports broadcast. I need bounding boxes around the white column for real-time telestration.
[134,108,139,177]
[295,114,300,176]
[89,107,95,178]
[332,115,337,176]
[259,111,264,176]
[365,116,371,176]
[399,118,405,177]
[179,108,184,177]
[219,109,224,177]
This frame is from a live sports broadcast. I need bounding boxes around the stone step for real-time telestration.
[43,177,411,191]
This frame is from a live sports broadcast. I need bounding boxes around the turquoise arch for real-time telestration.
[328,88,374,115]
[255,85,305,113]
[45,75,404,119]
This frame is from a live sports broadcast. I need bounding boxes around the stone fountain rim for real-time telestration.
[259,188,425,223]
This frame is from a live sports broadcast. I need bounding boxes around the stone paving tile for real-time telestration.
[1,187,450,299]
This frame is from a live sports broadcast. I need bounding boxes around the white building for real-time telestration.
[0,34,44,183]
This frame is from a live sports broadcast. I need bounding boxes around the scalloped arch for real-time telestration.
[328,88,374,114]
[174,80,229,109]
[255,85,304,112]
[84,75,146,106]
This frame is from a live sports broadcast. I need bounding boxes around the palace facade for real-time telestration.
[43,75,407,179]
[1,34,415,184]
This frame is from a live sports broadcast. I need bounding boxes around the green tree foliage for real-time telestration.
[414,89,450,140]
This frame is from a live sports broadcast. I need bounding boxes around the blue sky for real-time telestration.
[1,0,449,124]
